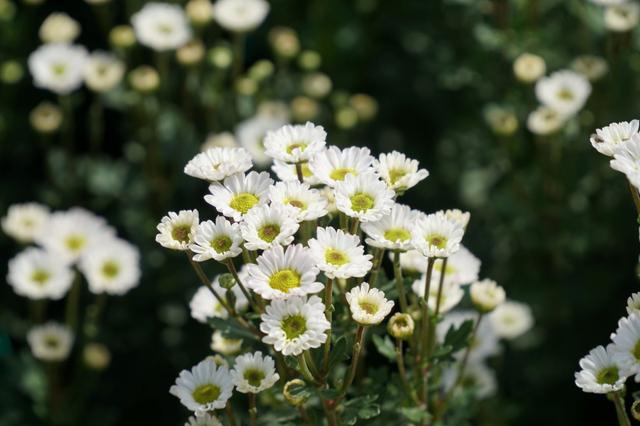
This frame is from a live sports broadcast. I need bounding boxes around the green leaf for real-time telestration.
[358,403,381,419]
[372,334,396,361]
[399,407,431,422]
[318,388,341,400]
[208,317,258,341]
[327,336,349,370]
[444,319,474,353]
[344,394,379,407]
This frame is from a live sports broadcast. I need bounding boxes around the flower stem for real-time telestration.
[65,273,81,331]
[396,339,420,405]
[627,180,640,218]
[295,162,305,183]
[225,402,238,426]
[340,325,366,398]
[392,251,408,313]
[297,353,320,385]
[433,258,448,318]
[187,253,233,315]
[226,258,261,313]
[612,391,631,426]
[232,33,246,81]
[297,405,313,426]
[59,95,74,152]
[349,218,360,235]
[418,257,435,404]
[248,393,258,426]
[367,247,385,287]
[322,277,334,374]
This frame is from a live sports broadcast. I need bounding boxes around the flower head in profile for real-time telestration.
[1,202,50,243]
[230,351,279,393]
[263,122,327,163]
[345,282,394,325]
[156,209,199,251]
[189,276,249,322]
[535,70,591,117]
[387,313,415,340]
[590,120,639,157]
[527,105,568,135]
[245,244,323,300]
[373,151,429,193]
[27,322,74,362]
[169,358,235,416]
[308,146,375,187]
[307,227,372,279]
[268,180,328,222]
[470,279,506,313]
[628,292,640,316]
[205,171,273,221]
[185,414,222,426]
[184,147,253,182]
[213,0,270,33]
[362,204,419,251]
[240,204,299,251]
[412,212,465,258]
[190,216,243,262]
[131,2,192,51]
[610,134,640,189]
[334,173,395,222]
[211,331,243,355]
[28,43,88,94]
[575,345,629,394]
[260,295,330,356]
[79,238,141,295]
[39,12,80,43]
[489,300,534,340]
[84,51,125,92]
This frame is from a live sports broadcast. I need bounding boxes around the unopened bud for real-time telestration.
[128,66,159,93]
[83,343,111,370]
[283,379,309,406]
[219,273,236,289]
[387,313,415,340]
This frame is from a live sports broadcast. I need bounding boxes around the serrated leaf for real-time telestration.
[372,334,396,361]
[444,319,474,352]
[327,336,348,370]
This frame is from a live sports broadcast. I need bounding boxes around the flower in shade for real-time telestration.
[184,147,253,182]
[211,331,243,355]
[590,120,639,157]
[412,212,465,258]
[513,53,546,83]
[240,204,299,251]
[334,173,395,222]
[189,277,249,323]
[345,282,394,325]
[527,106,568,135]
[373,151,429,192]
[263,122,327,163]
[488,300,534,339]
[205,172,273,221]
[84,51,125,92]
[1,202,50,243]
[190,216,243,262]
[362,204,419,251]
[307,227,372,279]
[39,12,80,43]
[131,2,192,51]
[611,314,640,376]
[156,210,199,251]
[245,244,323,300]
[27,322,74,362]
[79,238,141,295]
[470,279,506,313]
[260,295,330,356]
[535,70,591,116]
[185,414,222,426]
[7,248,74,300]
[231,351,280,393]
[236,115,287,167]
[605,3,640,32]
[571,55,608,82]
[268,180,328,222]
[271,160,320,185]
[442,361,497,399]
[169,358,235,416]
[437,311,500,362]
[411,278,464,313]
[213,0,270,33]
[28,43,88,94]
[575,345,629,394]
[308,146,375,187]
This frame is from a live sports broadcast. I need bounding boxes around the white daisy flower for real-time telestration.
[240,204,299,251]
[260,295,330,356]
[535,70,592,116]
[443,209,471,229]
[27,322,74,362]
[307,227,372,279]
[442,361,497,399]
[437,311,500,362]
[470,279,506,313]
[155,209,199,251]
[268,181,328,222]
[571,55,608,82]
[272,160,321,185]
[1,202,50,243]
[610,134,640,188]
[190,216,243,262]
[213,0,270,33]
[590,120,640,157]
[575,345,629,394]
[184,147,253,182]
[39,12,80,44]
[36,208,115,264]
[131,3,192,51]
[605,3,640,32]
[488,300,534,340]
[28,43,88,94]
[263,122,327,163]
[435,246,481,285]
[205,172,273,221]
[411,279,464,314]
[245,244,322,300]
[211,331,243,355]
[362,204,419,251]
[412,212,465,258]
[373,151,429,192]
[236,115,287,167]
[169,358,235,416]
[527,105,568,135]
[513,53,546,84]
[185,413,222,426]
[345,282,394,325]
[79,238,141,295]
[84,51,125,92]
[627,292,640,315]
[7,248,74,300]
[308,146,375,187]
[230,351,280,393]
[611,314,640,375]
[334,173,395,222]
[190,277,249,322]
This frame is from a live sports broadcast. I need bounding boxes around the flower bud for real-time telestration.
[225,288,237,309]
[387,313,415,340]
[349,94,378,121]
[206,354,229,368]
[235,77,258,96]
[269,27,300,58]
[186,0,214,26]
[177,39,205,66]
[283,379,309,406]
[513,53,545,84]
[470,279,505,313]
[248,59,274,82]
[484,105,518,136]
[83,343,111,370]
[218,273,236,289]
[39,12,80,43]
[291,96,319,122]
[0,60,23,84]
[208,45,233,69]
[571,55,608,82]
[298,50,321,71]
[110,25,136,49]
[30,102,62,134]
[302,72,332,99]
[128,66,160,93]
[631,400,640,421]
[335,106,358,129]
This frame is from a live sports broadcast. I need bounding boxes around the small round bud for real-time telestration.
[235,77,258,96]
[283,379,309,406]
[269,27,300,58]
[513,53,545,84]
[248,59,274,82]
[631,400,640,421]
[298,50,321,71]
[110,25,136,49]
[349,93,378,121]
[290,96,319,122]
[177,39,205,67]
[202,132,237,151]
[484,105,518,136]
[39,12,80,43]
[302,72,332,98]
[218,273,237,289]
[208,45,233,69]
[335,106,358,129]
[128,66,160,93]
[0,60,23,84]
[387,313,415,340]
[0,0,15,22]
[470,279,505,313]
[571,55,608,82]
[186,0,214,26]
[83,343,111,370]
[30,102,62,134]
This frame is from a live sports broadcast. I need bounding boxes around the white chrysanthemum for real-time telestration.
[169,359,234,416]
[263,122,327,163]
[211,331,243,355]
[39,12,80,43]
[411,279,464,314]
[470,279,505,313]
[443,209,471,229]
[190,217,243,262]
[442,361,497,399]
[185,413,222,426]
[412,212,465,258]
[27,322,74,362]
[245,244,322,300]
[272,160,321,185]
[334,173,395,222]
[575,345,629,394]
[7,248,73,300]
[373,151,429,192]
[155,209,199,251]
[84,51,125,92]
[362,204,419,251]
[535,70,592,116]
[513,53,546,83]
[213,0,270,33]
[527,105,568,135]
[488,300,534,339]
[205,172,273,221]
[627,292,640,315]
[611,314,640,375]
[308,227,372,279]
[1,202,50,243]
[79,238,141,295]
[184,147,253,182]
[231,351,279,393]
[240,204,299,251]
[590,120,639,157]
[345,282,394,325]
[28,43,88,94]
[437,311,500,362]
[610,134,640,189]
[571,55,608,82]
[260,295,330,356]
[236,115,287,167]
[190,277,249,322]
[268,181,328,222]
[308,146,375,187]
[605,3,640,32]
[36,208,115,264]
[131,3,192,51]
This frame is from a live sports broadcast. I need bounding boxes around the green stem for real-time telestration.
[340,325,366,399]
[232,33,246,80]
[339,212,349,233]
[59,95,74,152]
[349,218,360,235]
[187,254,233,315]
[392,251,408,313]
[612,391,631,426]
[418,257,436,403]
[396,339,420,405]
[433,258,448,318]
[225,402,238,426]
[627,180,640,218]
[29,300,47,324]
[322,277,334,374]
[298,405,313,426]
[249,393,258,426]
[297,353,320,385]
[367,247,385,287]
[295,162,305,183]
[226,259,261,313]
[65,273,81,331]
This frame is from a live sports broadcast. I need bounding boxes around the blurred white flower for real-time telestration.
[231,351,279,393]
[205,171,273,221]
[412,279,464,313]
[439,311,500,362]
[1,202,49,243]
[264,122,327,164]
[27,322,74,362]
[7,247,74,300]
[571,55,608,82]
[527,105,567,135]
[489,300,534,339]
[236,115,287,167]
[308,227,373,279]
[189,276,248,322]
[155,209,199,251]
[212,0,269,33]
[28,43,88,94]
[442,361,497,399]
[535,70,591,116]
[605,3,640,32]
[211,330,243,355]
[470,279,506,313]
[575,345,629,393]
[79,238,141,295]
[30,102,63,134]
[186,0,215,26]
[202,132,237,151]
[309,146,375,187]
[132,3,192,51]
[346,282,394,325]
[302,72,332,98]
[39,12,80,43]
[185,414,222,426]
[184,147,253,182]
[590,120,639,157]
[334,173,395,222]
[84,51,125,92]
[610,134,640,189]
[513,53,546,83]
[169,358,234,416]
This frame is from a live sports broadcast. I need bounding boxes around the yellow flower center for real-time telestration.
[329,167,356,181]
[269,269,301,293]
[258,224,281,243]
[556,87,574,101]
[383,228,411,242]
[243,368,266,387]
[350,193,374,212]
[281,314,307,339]
[286,142,308,154]
[596,366,619,385]
[44,336,59,348]
[171,225,191,243]
[192,384,221,405]
[65,234,86,252]
[285,198,307,210]
[211,235,233,253]
[101,260,120,278]
[633,340,640,361]
[425,233,447,249]
[229,192,260,214]
[359,301,379,315]
[388,168,408,185]
[156,23,174,34]
[31,269,50,286]
[51,63,66,76]
[300,163,313,178]
[324,248,349,266]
